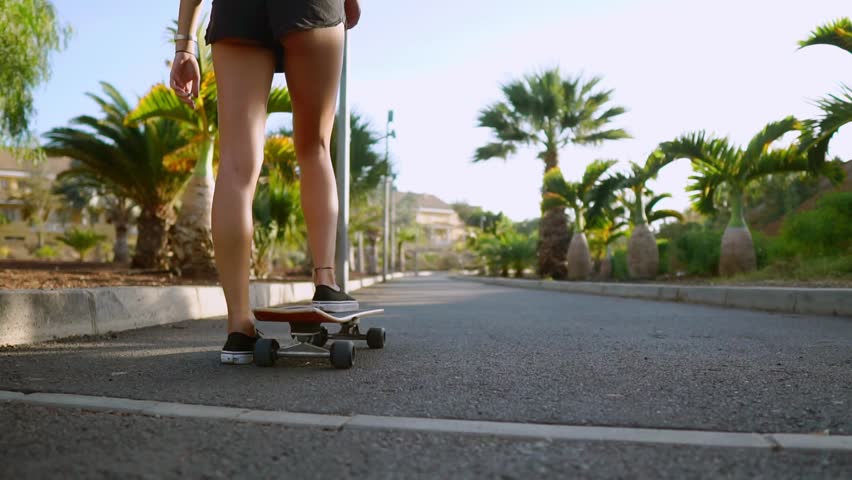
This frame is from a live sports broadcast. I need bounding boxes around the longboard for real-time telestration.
[253,306,384,324]
[251,306,386,369]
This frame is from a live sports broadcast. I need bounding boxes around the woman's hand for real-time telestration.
[170,51,200,108]
[344,0,360,29]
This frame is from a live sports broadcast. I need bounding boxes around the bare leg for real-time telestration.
[281,24,345,288]
[211,41,274,335]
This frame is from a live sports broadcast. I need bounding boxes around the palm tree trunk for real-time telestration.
[114,223,130,264]
[357,231,365,273]
[132,206,171,269]
[719,191,756,276]
[367,234,378,275]
[566,232,593,280]
[111,198,131,264]
[538,149,570,279]
[171,136,217,278]
[628,223,659,279]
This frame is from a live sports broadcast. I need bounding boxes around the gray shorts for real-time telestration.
[204,0,345,73]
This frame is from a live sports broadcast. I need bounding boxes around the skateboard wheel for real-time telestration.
[254,338,279,367]
[366,328,386,349]
[312,326,329,347]
[329,341,355,369]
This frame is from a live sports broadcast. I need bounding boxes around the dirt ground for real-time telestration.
[0,260,316,290]
[1,260,848,290]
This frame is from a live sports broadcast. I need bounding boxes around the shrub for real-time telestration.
[777,192,852,258]
[34,244,59,259]
[57,227,107,261]
[611,248,629,280]
[657,238,670,275]
[750,230,771,269]
[673,226,721,276]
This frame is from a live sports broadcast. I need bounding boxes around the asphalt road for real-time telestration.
[2,274,851,478]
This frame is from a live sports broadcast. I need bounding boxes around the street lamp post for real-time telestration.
[381,110,395,282]
[335,32,351,292]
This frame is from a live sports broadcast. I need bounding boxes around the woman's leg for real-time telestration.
[211,41,275,335]
[281,24,345,288]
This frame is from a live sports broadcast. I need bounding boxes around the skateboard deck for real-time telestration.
[253,306,384,324]
[251,306,387,369]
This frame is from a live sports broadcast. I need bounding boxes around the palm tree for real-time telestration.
[251,135,302,278]
[542,159,623,280]
[474,68,629,279]
[394,225,418,272]
[587,206,627,279]
[57,227,106,261]
[54,172,136,263]
[127,24,293,278]
[661,117,844,275]
[44,83,189,269]
[622,150,677,279]
[799,18,851,169]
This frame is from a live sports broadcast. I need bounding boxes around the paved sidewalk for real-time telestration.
[2,274,850,478]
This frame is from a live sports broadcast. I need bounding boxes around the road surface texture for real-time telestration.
[2,274,850,478]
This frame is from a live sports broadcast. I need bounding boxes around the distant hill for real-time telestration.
[761,160,852,236]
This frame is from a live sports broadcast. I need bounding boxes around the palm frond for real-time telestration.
[647,209,684,224]
[267,87,292,114]
[542,167,574,200]
[585,172,624,229]
[743,116,801,163]
[803,86,852,167]
[477,102,534,144]
[580,159,619,191]
[746,143,810,181]
[645,192,671,213]
[126,84,198,128]
[473,142,517,162]
[264,135,298,183]
[686,169,726,215]
[541,192,569,211]
[799,17,852,54]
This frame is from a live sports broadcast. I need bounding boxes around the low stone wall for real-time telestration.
[456,276,852,318]
[0,273,407,346]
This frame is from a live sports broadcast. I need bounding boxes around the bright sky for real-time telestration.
[33,0,850,221]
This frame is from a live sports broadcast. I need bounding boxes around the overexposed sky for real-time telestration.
[34,0,850,221]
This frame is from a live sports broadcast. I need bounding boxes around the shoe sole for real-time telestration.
[220,351,253,365]
[312,301,360,313]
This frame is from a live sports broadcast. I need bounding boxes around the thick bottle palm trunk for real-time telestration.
[628,223,659,279]
[170,137,217,278]
[566,232,593,280]
[719,192,756,276]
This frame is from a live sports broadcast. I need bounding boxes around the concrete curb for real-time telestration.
[0,272,411,346]
[454,276,852,318]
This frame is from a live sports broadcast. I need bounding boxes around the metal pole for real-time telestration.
[381,110,393,282]
[382,178,390,282]
[335,32,351,292]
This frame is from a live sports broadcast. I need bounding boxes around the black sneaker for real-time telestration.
[221,331,260,365]
[312,285,359,312]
